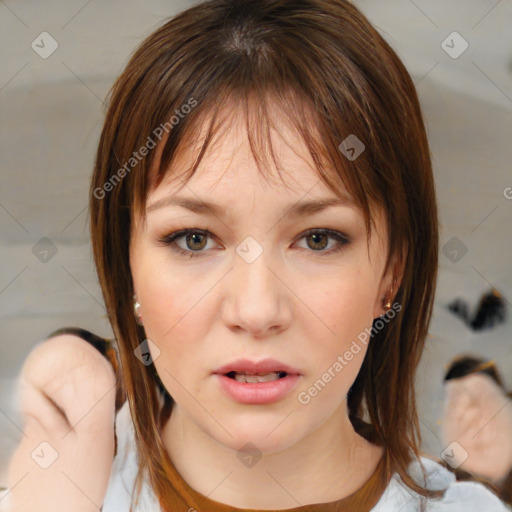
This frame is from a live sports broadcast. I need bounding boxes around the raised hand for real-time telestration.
[5,334,117,512]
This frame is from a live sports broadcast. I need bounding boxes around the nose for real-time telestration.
[222,243,292,338]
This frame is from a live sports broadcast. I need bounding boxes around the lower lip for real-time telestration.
[215,374,301,404]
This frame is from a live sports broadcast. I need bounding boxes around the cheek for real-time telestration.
[140,277,206,345]
[299,267,379,349]
[133,255,216,376]
[133,246,194,329]
[293,282,376,411]
[138,272,211,398]
[294,266,380,404]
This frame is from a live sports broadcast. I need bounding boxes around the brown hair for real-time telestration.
[89,0,440,508]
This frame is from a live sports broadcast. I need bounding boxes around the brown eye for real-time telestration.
[185,232,208,251]
[297,228,350,254]
[157,228,214,257]
[306,232,329,251]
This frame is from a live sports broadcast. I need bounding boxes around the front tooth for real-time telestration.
[233,372,281,383]
[255,373,280,383]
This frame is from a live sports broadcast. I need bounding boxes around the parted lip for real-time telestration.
[214,358,302,376]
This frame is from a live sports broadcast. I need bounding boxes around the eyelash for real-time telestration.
[157,228,350,258]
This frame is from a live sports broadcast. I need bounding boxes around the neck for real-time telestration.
[161,401,383,509]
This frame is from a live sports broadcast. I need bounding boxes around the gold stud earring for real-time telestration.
[382,286,394,312]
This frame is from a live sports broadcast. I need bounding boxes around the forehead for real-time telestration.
[147,98,352,207]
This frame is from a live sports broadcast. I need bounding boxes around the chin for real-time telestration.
[209,414,306,454]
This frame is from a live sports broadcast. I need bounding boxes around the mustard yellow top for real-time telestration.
[160,449,389,511]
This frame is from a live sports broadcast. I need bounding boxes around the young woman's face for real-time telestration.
[130,105,394,453]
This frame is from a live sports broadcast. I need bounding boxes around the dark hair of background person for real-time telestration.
[88,0,440,509]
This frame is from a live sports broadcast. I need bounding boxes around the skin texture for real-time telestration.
[130,105,398,509]
[5,335,116,512]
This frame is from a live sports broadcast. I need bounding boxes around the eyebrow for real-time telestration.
[146,194,357,217]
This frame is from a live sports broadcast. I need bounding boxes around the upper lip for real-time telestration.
[214,358,302,375]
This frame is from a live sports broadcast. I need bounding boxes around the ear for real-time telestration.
[372,242,408,320]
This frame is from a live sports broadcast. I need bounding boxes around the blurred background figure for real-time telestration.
[447,288,507,331]
[440,355,512,505]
